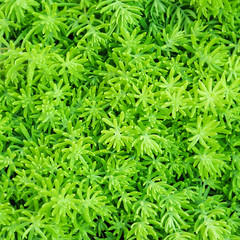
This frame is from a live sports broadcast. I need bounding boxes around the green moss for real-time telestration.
[0,0,240,239]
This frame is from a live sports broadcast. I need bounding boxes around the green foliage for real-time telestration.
[0,0,240,239]
[97,0,143,33]
[190,0,233,19]
[99,112,133,152]
[185,115,230,150]
[190,147,229,179]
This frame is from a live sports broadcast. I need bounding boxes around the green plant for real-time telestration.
[1,0,240,239]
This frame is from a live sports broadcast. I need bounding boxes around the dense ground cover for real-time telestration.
[0,0,240,239]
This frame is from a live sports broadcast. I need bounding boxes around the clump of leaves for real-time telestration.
[0,0,240,239]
